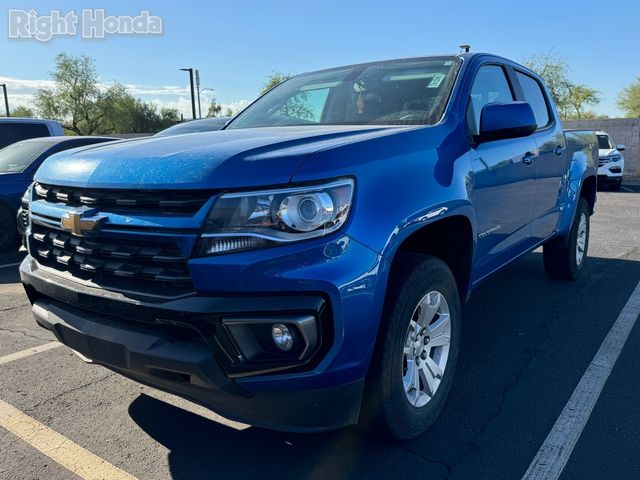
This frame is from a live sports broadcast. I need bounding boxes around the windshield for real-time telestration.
[228,57,461,129]
[596,134,614,150]
[0,141,52,173]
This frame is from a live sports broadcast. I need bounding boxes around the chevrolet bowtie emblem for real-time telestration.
[60,212,106,236]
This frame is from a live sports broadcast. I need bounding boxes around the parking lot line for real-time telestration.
[0,398,138,480]
[0,262,21,269]
[522,279,640,480]
[0,342,62,366]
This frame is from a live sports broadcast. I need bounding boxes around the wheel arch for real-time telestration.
[387,214,474,301]
[579,174,596,215]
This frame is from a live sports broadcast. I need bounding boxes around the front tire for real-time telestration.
[543,198,590,280]
[361,254,461,441]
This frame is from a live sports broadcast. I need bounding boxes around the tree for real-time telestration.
[10,105,34,117]
[524,52,600,120]
[224,107,234,117]
[206,98,222,117]
[33,53,130,135]
[260,71,294,95]
[617,77,640,117]
[107,94,180,133]
[564,84,600,119]
[159,107,180,127]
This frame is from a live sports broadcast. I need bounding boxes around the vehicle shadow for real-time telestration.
[128,252,640,480]
[598,183,640,194]
[0,248,25,284]
[128,394,440,480]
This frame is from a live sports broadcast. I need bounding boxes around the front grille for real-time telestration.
[17,209,29,235]
[30,223,193,293]
[598,158,608,167]
[34,183,212,215]
[17,197,29,235]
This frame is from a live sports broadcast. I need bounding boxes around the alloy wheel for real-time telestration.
[402,291,451,408]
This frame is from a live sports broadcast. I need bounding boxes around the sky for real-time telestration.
[1,0,639,118]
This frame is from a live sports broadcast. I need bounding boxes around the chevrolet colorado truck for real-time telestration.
[20,53,597,440]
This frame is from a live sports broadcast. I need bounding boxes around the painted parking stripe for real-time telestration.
[0,398,137,480]
[0,262,21,269]
[522,279,640,480]
[0,342,62,366]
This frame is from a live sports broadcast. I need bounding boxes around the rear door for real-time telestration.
[468,64,539,282]
[513,70,568,241]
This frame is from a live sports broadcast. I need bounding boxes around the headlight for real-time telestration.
[608,155,622,162]
[197,178,354,255]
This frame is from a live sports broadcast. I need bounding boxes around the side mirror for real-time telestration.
[477,102,537,143]
[616,144,626,152]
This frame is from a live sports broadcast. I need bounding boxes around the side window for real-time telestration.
[516,71,550,129]
[0,123,50,149]
[466,65,514,136]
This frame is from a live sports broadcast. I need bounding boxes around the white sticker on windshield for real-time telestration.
[428,74,445,88]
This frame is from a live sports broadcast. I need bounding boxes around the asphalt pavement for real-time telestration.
[0,185,638,480]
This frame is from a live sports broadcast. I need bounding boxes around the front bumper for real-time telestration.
[597,159,624,181]
[20,236,383,430]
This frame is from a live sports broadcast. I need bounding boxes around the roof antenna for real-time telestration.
[459,44,471,53]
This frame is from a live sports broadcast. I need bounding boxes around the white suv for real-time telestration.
[596,131,625,190]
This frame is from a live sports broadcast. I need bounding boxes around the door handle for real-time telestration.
[522,152,536,165]
[554,145,566,156]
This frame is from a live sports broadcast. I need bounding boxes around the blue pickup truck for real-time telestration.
[20,53,597,440]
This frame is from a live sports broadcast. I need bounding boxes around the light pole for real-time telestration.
[0,84,9,117]
[195,69,202,119]
[179,68,197,120]
[199,88,215,117]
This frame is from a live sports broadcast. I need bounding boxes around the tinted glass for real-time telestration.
[467,65,514,136]
[155,118,230,136]
[228,57,461,128]
[516,71,550,128]
[0,141,52,173]
[596,134,614,149]
[0,123,50,149]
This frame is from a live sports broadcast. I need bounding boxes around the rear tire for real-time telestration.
[360,253,461,441]
[543,198,590,280]
[0,205,18,252]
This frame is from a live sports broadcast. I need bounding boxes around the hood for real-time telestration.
[34,126,397,190]
[598,148,619,158]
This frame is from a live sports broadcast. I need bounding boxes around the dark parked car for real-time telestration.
[0,118,64,149]
[154,117,232,136]
[0,136,116,250]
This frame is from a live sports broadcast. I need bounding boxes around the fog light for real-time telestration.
[271,324,294,351]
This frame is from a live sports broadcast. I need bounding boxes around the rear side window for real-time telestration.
[466,65,514,136]
[0,123,50,149]
[516,72,550,129]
